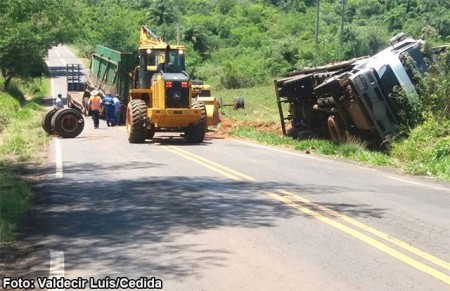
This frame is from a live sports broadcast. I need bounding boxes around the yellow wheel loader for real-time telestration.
[126,26,210,143]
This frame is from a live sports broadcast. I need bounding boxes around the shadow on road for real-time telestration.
[9,161,387,280]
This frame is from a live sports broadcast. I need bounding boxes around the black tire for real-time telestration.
[51,108,84,138]
[185,101,207,143]
[233,96,245,109]
[126,99,147,143]
[42,108,58,135]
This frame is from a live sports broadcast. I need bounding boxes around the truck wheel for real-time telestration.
[185,101,207,143]
[328,115,347,143]
[42,108,58,135]
[233,97,245,110]
[51,108,84,138]
[126,99,147,143]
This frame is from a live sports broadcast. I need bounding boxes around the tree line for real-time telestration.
[1,0,449,89]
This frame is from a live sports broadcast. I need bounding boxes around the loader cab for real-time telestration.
[138,47,186,89]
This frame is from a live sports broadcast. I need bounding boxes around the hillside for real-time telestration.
[76,0,449,89]
[1,0,448,89]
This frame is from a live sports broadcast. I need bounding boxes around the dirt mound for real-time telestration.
[207,116,283,139]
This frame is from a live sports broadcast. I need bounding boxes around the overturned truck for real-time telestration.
[274,33,443,147]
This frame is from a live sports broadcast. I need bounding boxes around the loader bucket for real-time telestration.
[197,96,220,126]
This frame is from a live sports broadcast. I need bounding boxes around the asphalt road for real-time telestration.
[4,46,450,290]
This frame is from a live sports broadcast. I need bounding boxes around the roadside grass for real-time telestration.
[391,119,450,181]
[215,85,283,122]
[0,77,50,243]
[230,126,393,167]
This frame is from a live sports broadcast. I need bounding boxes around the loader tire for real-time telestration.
[42,108,58,135]
[327,115,346,143]
[51,108,84,138]
[185,101,207,143]
[126,99,147,143]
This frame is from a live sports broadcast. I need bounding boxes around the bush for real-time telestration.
[391,119,450,179]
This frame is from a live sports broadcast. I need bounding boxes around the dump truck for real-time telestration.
[274,33,444,147]
[66,47,135,123]
[66,26,220,143]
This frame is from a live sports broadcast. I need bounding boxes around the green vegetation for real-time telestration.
[2,0,448,90]
[216,85,281,122]
[0,77,50,242]
[0,0,81,89]
[62,0,449,90]
[392,119,450,180]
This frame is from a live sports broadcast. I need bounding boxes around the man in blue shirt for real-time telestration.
[103,92,116,127]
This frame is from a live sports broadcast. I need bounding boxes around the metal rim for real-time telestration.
[60,114,79,133]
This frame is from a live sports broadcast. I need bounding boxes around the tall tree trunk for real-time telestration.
[339,0,346,60]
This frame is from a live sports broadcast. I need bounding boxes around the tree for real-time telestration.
[0,0,82,89]
[147,0,177,26]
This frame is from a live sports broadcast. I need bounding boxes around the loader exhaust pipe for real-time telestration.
[164,45,170,73]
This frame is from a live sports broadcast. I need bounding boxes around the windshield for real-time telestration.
[146,49,185,73]
[405,47,428,75]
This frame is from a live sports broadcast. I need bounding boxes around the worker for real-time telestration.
[53,93,64,109]
[113,94,121,125]
[88,89,102,129]
[103,92,115,127]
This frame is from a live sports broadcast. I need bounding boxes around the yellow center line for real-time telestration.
[138,141,449,285]
[162,146,243,181]
[165,146,256,181]
[277,189,450,271]
[265,191,450,286]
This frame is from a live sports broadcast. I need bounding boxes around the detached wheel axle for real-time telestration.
[219,97,245,110]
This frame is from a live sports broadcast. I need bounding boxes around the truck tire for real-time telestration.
[233,97,245,109]
[328,115,347,143]
[185,101,207,143]
[51,108,85,138]
[42,108,58,135]
[126,99,147,143]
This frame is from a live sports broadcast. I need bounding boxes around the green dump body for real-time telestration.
[88,45,137,105]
